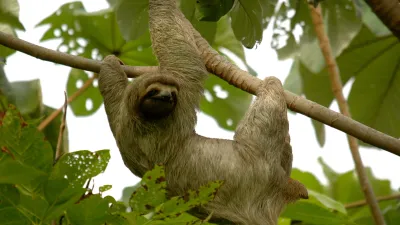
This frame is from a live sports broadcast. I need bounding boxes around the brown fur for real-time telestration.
[98,0,308,224]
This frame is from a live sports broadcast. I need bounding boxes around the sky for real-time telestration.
[4,0,400,200]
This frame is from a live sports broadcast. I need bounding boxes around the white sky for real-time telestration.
[4,0,400,200]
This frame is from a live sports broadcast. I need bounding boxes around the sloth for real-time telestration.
[98,0,308,224]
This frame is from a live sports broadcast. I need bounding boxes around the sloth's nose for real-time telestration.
[157,90,173,102]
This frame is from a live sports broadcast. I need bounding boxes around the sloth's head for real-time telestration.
[139,78,179,120]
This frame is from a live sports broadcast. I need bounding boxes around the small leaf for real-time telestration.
[129,165,167,215]
[154,180,223,219]
[99,184,112,193]
[0,0,25,30]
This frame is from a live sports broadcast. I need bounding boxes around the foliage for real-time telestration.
[0,106,222,224]
[0,0,400,224]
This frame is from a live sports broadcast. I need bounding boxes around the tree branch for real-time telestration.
[309,5,385,225]
[345,193,400,209]
[365,0,400,40]
[1,31,400,157]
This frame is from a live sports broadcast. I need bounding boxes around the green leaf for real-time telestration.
[347,42,400,147]
[66,69,102,116]
[154,180,223,219]
[51,150,111,188]
[99,184,112,193]
[291,169,324,193]
[0,158,46,184]
[195,0,234,22]
[0,106,53,185]
[113,0,149,41]
[10,80,42,119]
[129,165,167,215]
[66,194,112,225]
[200,75,252,130]
[273,0,361,73]
[0,0,25,30]
[230,0,263,48]
[37,2,88,55]
[180,0,217,44]
[283,59,303,96]
[282,199,351,224]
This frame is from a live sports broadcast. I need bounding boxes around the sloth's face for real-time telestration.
[139,82,178,119]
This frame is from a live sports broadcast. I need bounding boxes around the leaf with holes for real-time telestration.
[66,69,102,116]
[129,165,167,215]
[153,180,223,219]
[37,2,87,55]
[50,150,110,188]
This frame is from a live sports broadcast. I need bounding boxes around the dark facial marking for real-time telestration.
[140,87,177,120]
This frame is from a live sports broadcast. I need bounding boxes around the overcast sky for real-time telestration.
[4,0,400,199]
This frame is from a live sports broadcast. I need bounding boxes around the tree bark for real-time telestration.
[365,0,400,40]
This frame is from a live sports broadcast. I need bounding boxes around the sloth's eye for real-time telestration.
[147,89,159,97]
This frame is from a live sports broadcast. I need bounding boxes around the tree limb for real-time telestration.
[1,31,400,157]
[365,0,400,40]
[309,5,385,225]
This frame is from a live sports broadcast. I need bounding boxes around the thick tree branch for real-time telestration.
[309,5,385,225]
[365,0,400,40]
[1,31,400,157]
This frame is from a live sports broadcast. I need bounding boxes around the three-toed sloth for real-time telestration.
[98,0,308,224]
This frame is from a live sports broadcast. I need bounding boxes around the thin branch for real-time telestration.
[55,91,68,161]
[365,0,400,41]
[345,193,400,209]
[37,75,97,131]
[309,5,385,225]
[1,31,400,156]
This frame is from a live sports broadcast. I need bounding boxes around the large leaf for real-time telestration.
[51,150,111,188]
[291,26,399,146]
[66,194,113,225]
[10,80,42,119]
[112,0,149,41]
[0,106,53,186]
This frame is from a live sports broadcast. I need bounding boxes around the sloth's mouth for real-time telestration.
[139,95,177,120]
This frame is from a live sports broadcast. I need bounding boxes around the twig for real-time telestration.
[55,91,68,161]
[37,75,97,131]
[1,31,400,156]
[345,193,400,209]
[309,5,385,225]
